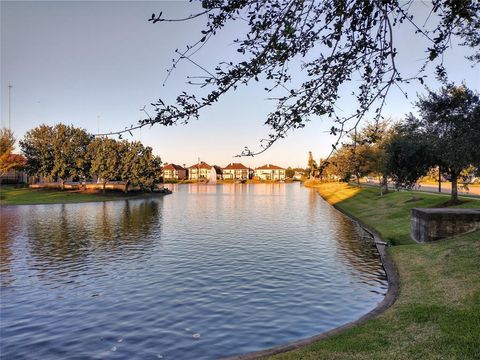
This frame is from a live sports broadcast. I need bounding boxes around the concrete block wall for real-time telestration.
[411,208,480,243]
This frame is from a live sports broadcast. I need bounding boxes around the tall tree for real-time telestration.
[51,124,93,189]
[328,146,356,183]
[356,120,396,195]
[88,137,122,192]
[137,147,162,191]
[306,151,318,178]
[0,128,15,154]
[119,141,162,193]
[20,125,55,181]
[406,84,480,202]
[99,0,479,162]
[384,126,435,192]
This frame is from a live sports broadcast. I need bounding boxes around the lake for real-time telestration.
[0,183,387,359]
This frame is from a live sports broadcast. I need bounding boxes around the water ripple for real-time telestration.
[1,183,387,359]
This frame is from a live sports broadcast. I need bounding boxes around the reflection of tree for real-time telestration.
[314,192,386,285]
[332,207,385,281]
[26,199,162,273]
[118,200,160,242]
[0,209,17,286]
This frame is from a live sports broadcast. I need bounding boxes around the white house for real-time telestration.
[223,163,250,180]
[254,164,286,181]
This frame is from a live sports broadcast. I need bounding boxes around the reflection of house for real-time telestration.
[254,164,286,181]
[163,163,188,180]
[223,163,249,180]
[188,161,212,180]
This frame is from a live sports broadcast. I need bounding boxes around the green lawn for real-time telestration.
[0,185,164,205]
[267,183,480,360]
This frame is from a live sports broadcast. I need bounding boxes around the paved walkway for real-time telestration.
[361,181,480,198]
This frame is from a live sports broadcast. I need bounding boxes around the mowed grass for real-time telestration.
[0,185,161,205]
[313,183,479,246]
[267,183,480,360]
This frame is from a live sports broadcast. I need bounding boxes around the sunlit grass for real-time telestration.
[0,185,162,205]
[306,182,479,246]
[304,180,360,205]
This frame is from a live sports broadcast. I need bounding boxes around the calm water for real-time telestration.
[0,183,387,359]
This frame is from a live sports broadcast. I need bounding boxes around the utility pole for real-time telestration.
[8,83,13,130]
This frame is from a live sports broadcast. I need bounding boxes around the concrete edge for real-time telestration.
[222,193,400,360]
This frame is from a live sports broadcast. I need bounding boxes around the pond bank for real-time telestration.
[261,183,480,360]
[0,185,171,206]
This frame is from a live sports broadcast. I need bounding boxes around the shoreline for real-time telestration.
[0,186,171,206]
[223,185,399,360]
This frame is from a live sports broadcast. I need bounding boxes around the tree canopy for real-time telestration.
[99,0,479,160]
[20,124,163,192]
[88,137,123,192]
[0,128,26,178]
[393,84,480,201]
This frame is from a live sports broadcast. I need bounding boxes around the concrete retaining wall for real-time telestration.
[411,208,480,243]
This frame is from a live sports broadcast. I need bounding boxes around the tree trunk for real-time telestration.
[102,181,106,194]
[381,174,389,196]
[124,181,129,194]
[451,173,458,203]
[438,165,442,193]
[60,179,65,190]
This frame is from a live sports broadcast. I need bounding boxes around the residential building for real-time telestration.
[223,163,250,180]
[293,171,305,180]
[163,163,188,181]
[188,161,212,180]
[254,164,286,181]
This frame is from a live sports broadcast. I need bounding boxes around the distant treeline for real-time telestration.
[307,84,480,203]
[19,124,162,192]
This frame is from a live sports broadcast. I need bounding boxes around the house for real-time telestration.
[163,163,188,181]
[188,161,212,180]
[293,171,305,180]
[254,164,286,181]
[223,163,250,180]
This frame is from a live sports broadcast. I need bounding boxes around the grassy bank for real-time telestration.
[0,185,166,205]
[268,183,479,360]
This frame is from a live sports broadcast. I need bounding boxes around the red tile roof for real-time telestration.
[163,163,186,171]
[188,161,211,169]
[255,164,285,170]
[223,162,249,170]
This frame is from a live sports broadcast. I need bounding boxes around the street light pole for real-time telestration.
[8,83,13,130]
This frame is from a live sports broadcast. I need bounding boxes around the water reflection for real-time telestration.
[308,188,386,288]
[1,199,162,281]
[0,210,18,286]
[1,184,387,360]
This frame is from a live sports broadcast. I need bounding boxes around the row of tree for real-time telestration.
[5,124,162,192]
[309,84,480,203]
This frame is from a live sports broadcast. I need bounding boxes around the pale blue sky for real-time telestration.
[1,1,479,168]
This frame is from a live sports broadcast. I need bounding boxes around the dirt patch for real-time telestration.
[438,199,467,207]
[405,197,424,203]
